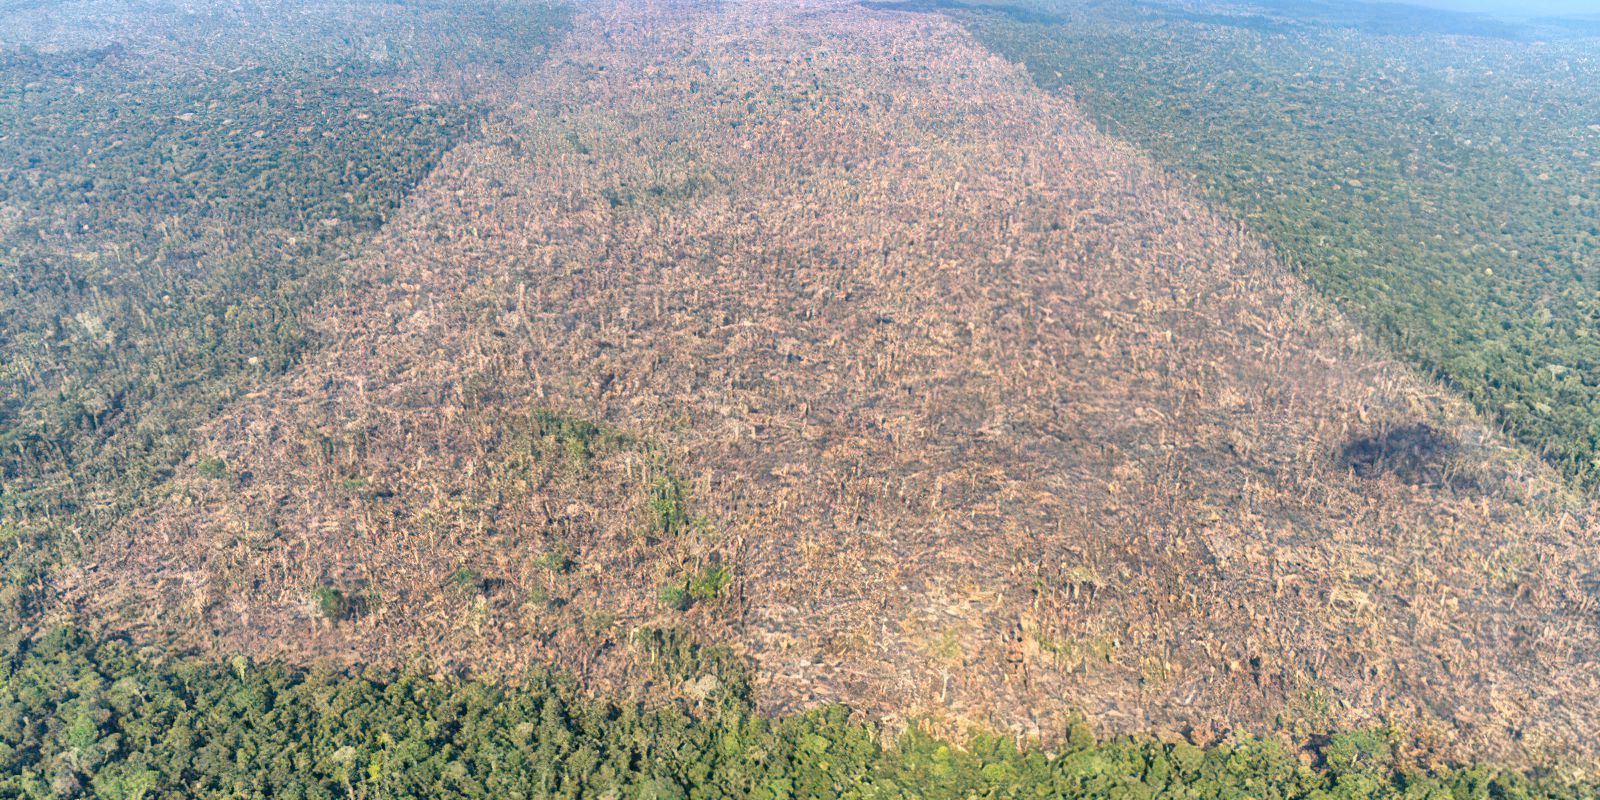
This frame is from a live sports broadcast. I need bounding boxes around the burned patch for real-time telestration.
[1340,423,1457,485]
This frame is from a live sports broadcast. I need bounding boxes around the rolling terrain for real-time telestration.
[38,0,1600,768]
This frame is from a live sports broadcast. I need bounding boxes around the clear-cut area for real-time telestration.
[66,0,1600,765]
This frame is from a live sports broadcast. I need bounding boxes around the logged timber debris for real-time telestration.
[60,0,1600,767]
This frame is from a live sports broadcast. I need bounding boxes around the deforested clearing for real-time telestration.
[67,0,1600,765]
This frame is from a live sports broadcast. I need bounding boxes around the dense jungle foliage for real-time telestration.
[0,0,572,626]
[0,626,1591,800]
[939,0,1600,486]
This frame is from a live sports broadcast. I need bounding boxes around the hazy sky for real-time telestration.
[1401,0,1600,15]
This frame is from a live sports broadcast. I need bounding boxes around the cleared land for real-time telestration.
[53,0,1600,767]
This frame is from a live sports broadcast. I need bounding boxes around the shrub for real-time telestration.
[196,457,228,480]
[660,583,691,611]
[530,409,628,471]
[688,563,732,601]
[536,547,574,574]
[648,473,689,537]
[311,585,356,621]
[447,566,486,592]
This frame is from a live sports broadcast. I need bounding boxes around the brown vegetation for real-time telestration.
[64,0,1600,766]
